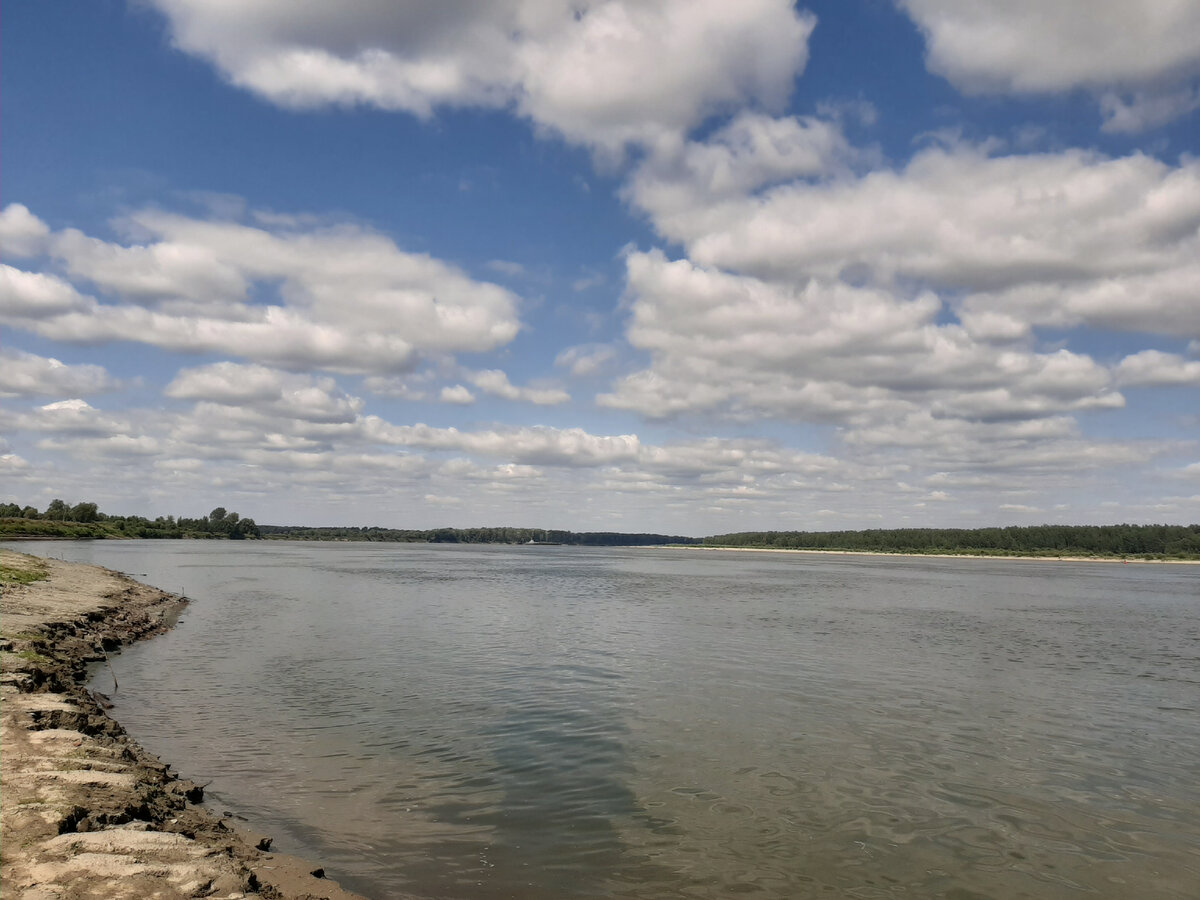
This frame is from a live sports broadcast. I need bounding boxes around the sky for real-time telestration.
[1,0,1198,534]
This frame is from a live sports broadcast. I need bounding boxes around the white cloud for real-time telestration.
[1100,86,1200,134]
[598,250,1123,425]
[439,385,476,405]
[145,0,815,153]
[11,399,133,437]
[0,265,93,317]
[627,112,852,223]
[555,343,616,377]
[0,204,51,257]
[637,145,1200,297]
[0,349,119,399]
[365,421,642,467]
[37,434,162,458]
[6,382,1176,530]
[899,0,1200,131]
[1,453,31,474]
[899,0,1200,94]
[52,226,247,307]
[1115,350,1200,386]
[165,362,365,423]
[467,368,569,405]
[2,205,523,374]
[630,143,1200,343]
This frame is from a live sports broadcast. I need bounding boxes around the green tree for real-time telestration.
[70,502,99,523]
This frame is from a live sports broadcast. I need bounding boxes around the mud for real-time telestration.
[1,549,369,900]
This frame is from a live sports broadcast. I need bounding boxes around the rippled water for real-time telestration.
[11,540,1199,899]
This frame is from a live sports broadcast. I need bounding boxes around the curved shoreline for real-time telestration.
[0,549,368,900]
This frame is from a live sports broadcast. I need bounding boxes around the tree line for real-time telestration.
[3,501,1197,557]
[702,524,1200,558]
[0,502,259,539]
[257,524,698,546]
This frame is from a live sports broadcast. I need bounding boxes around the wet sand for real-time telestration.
[0,549,369,900]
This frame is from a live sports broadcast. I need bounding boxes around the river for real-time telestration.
[8,540,1199,899]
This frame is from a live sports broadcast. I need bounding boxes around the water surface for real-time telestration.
[11,540,1199,899]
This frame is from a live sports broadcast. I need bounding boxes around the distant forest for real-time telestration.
[257,524,699,546]
[0,503,689,546]
[2,500,1198,558]
[703,525,1200,559]
[0,502,259,540]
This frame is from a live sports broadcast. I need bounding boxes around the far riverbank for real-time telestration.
[675,545,1200,564]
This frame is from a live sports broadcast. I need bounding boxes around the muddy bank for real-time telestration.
[0,549,368,900]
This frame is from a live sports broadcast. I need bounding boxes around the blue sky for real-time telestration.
[2,1,1198,533]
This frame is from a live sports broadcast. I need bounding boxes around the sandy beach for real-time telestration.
[0,549,368,900]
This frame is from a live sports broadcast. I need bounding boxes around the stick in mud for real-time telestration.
[99,644,118,691]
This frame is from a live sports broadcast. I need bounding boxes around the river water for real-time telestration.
[9,540,1199,899]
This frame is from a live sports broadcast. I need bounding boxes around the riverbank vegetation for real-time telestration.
[703,524,1200,559]
[0,554,49,586]
[257,525,699,546]
[3,501,1196,558]
[0,503,259,540]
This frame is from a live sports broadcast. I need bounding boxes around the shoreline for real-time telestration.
[0,549,368,900]
[670,545,1200,564]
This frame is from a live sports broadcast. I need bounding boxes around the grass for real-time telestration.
[15,649,53,665]
[0,559,50,586]
[1,631,48,642]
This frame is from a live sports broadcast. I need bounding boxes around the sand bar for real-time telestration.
[0,549,370,900]
[671,545,1200,563]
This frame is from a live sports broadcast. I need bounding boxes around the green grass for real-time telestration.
[15,649,52,665]
[0,561,50,585]
[1,631,48,642]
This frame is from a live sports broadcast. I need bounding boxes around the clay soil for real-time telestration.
[1,549,369,900]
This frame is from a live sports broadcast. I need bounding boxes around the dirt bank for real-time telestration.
[1,549,367,900]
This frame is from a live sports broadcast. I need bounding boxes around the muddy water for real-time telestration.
[12,540,1199,899]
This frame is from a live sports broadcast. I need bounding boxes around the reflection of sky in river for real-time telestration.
[11,540,1198,900]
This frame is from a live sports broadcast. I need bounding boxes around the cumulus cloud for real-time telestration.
[629,143,1200,345]
[598,250,1124,426]
[0,265,93,317]
[635,145,1200,299]
[11,399,133,437]
[0,204,51,257]
[1115,350,1200,386]
[439,385,476,405]
[626,112,853,221]
[467,368,569,405]
[899,0,1200,129]
[1,204,523,373]
[365,421,642,467]
[8,382,1173,529]
[165,362,365,423]
[901,0,1200,92]
[0,349,119,399]
[145,0,814,153]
